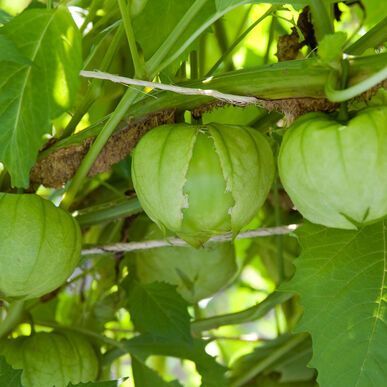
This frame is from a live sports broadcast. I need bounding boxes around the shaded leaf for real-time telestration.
[125,335,227,387]
[318,31,347,68]
[132,358,182,387]
[125,280,192,343]
[0,35,30,64]
[0,7,82,187]
[283,222,387,387]
[0,357,23,387]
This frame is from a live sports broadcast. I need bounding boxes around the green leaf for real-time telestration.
[125,280,192,343]
[0,357,22,387]
[132,357,183,387]
[0,7,82,187]
[133,0,215,60]
[283,222,387,387]
[125,335,227,387]
[0,35,29,64]
[318,32,347,68]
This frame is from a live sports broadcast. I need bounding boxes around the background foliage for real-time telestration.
[0,0,386,386]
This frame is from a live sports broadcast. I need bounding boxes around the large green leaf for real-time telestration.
[283,221,387,387]
[0,357,22,387]
[125,280,192,343]
[0,35,29,64]
[0,7,81,187]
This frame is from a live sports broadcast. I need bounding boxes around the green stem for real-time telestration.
[214,19,229,55]
[61,25,124,139]
[264,14,276,65]
[325,65,387,103]
[345,16,387,55]
[60,88,138,210]
[230,333,308,387]
[0,301,25,339]
[191,292,292,334]
[118,0,145,79]
[206,6,276,77]
[46,0,53,9]
[337,58,350,122]
[273,176,284,284]
[146,0,208,76]
[309,0,333,41]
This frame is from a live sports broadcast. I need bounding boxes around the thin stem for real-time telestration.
[325,66,387,102]
[47,0,53,9]
[207,6,276,77]
[0,301,25,339]
[82,225,299,256]
[191,292,293,334]
[273,176,285,284]
[345,16,387,55]
[214,19,229,56]
[154,1,253,75]
[146,0,208,76]
[337,58,350,122]
[61,25,124,139]
[264,15,276,65]
[117,0,145,79]
[60,88,139,210]
[309,0,334,41]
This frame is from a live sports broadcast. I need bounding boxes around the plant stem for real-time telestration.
[273,176,285,284]
[117,0,145,79]
[337,58,350,122]
[0,301,25,339]
[264,14,276,65]
[325,65,387,103]
[207,6,276,77]
[309,0,333,41]
[61,24,124,139]
[146,0,208,76]
[61,4,144,209]
[191,292,292,334]
[47,0,53,9]
[345,16,387,55]
[60,88,138,210]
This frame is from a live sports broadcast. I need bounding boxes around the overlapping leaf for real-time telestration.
[0,357,22,387]
[283,221,387,386]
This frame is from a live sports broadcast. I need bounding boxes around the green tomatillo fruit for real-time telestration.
[278,106,387,229]
[0,193,81,300]
[129,216,237,303]
[132,123,275,246]
[0,331,99,387]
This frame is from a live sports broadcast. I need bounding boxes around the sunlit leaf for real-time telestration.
[283,222,387,386]
[0,7,82,187]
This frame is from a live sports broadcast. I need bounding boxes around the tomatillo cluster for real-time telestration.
[278,106,387,229]
[132,123,275,246]
[0,194,81,300]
